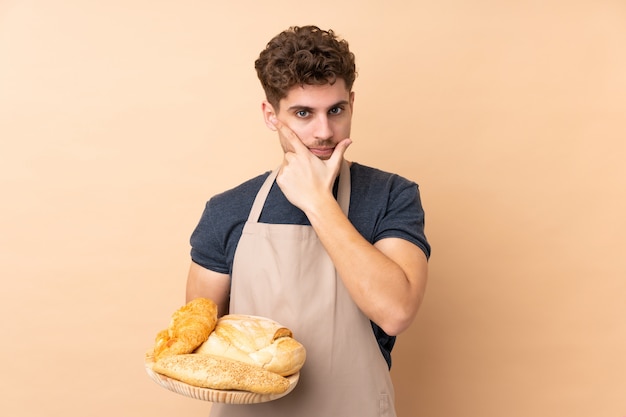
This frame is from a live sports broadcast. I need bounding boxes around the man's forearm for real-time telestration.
[305,195,428,336]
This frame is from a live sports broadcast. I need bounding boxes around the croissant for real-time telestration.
[152,298,218,361]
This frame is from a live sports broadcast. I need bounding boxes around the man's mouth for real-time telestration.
[309,147,334,158]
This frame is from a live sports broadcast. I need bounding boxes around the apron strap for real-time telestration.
[337,159,351,215]
[247,168,279,222]
[247,160,351,223]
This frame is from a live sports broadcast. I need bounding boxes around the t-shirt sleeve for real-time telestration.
[188,172,268,276]
[375,179,431,259]
[189,199,230,274]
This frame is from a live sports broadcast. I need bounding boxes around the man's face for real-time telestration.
[264,79,355,160]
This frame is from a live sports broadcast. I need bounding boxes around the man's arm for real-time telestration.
[273,119,428,336]
[186,261,231,317]
[308,202,428,336]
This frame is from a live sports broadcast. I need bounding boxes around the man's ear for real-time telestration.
[261,101,277,131]
[349,91,355,113]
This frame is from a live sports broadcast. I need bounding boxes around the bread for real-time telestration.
[148,305,304,395]
[152,353,290,394]
[152,298,218,361]
[194,314,306,376]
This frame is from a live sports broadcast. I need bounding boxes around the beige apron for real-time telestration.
[209,161,396,417]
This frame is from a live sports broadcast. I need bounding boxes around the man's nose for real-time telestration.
[313,115,333,140]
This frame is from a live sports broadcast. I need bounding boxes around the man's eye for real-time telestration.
[296,110,309,118]
[329,107,343,115]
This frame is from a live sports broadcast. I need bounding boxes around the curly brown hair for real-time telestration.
[255,25,357,109]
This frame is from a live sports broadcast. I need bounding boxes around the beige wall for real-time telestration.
[1,1,624,416]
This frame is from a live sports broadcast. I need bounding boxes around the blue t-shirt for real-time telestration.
[190,162,430,368]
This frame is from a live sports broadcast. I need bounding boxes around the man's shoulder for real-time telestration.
[351,162,416,188]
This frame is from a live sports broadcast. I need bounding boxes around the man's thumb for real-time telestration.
[332,138,352,161]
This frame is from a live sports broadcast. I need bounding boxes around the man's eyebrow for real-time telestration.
[286,105,314,112]
[286,100,350,112]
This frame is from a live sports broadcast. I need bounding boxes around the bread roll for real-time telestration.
[195,314,306,376]
[152,353,290,394]
[152,298,218,361]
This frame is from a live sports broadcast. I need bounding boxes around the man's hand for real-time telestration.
[271,116,352,214]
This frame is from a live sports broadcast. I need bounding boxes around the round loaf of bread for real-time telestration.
[194,314,306,376]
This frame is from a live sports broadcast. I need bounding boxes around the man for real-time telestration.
[186,25,430,417]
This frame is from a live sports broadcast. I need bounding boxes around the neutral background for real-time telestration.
[1,1,624,416]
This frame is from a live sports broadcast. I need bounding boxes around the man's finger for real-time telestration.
[328,138,352,167]
[271,116,308,154]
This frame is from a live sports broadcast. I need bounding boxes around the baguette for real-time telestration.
[153,353,290,394]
